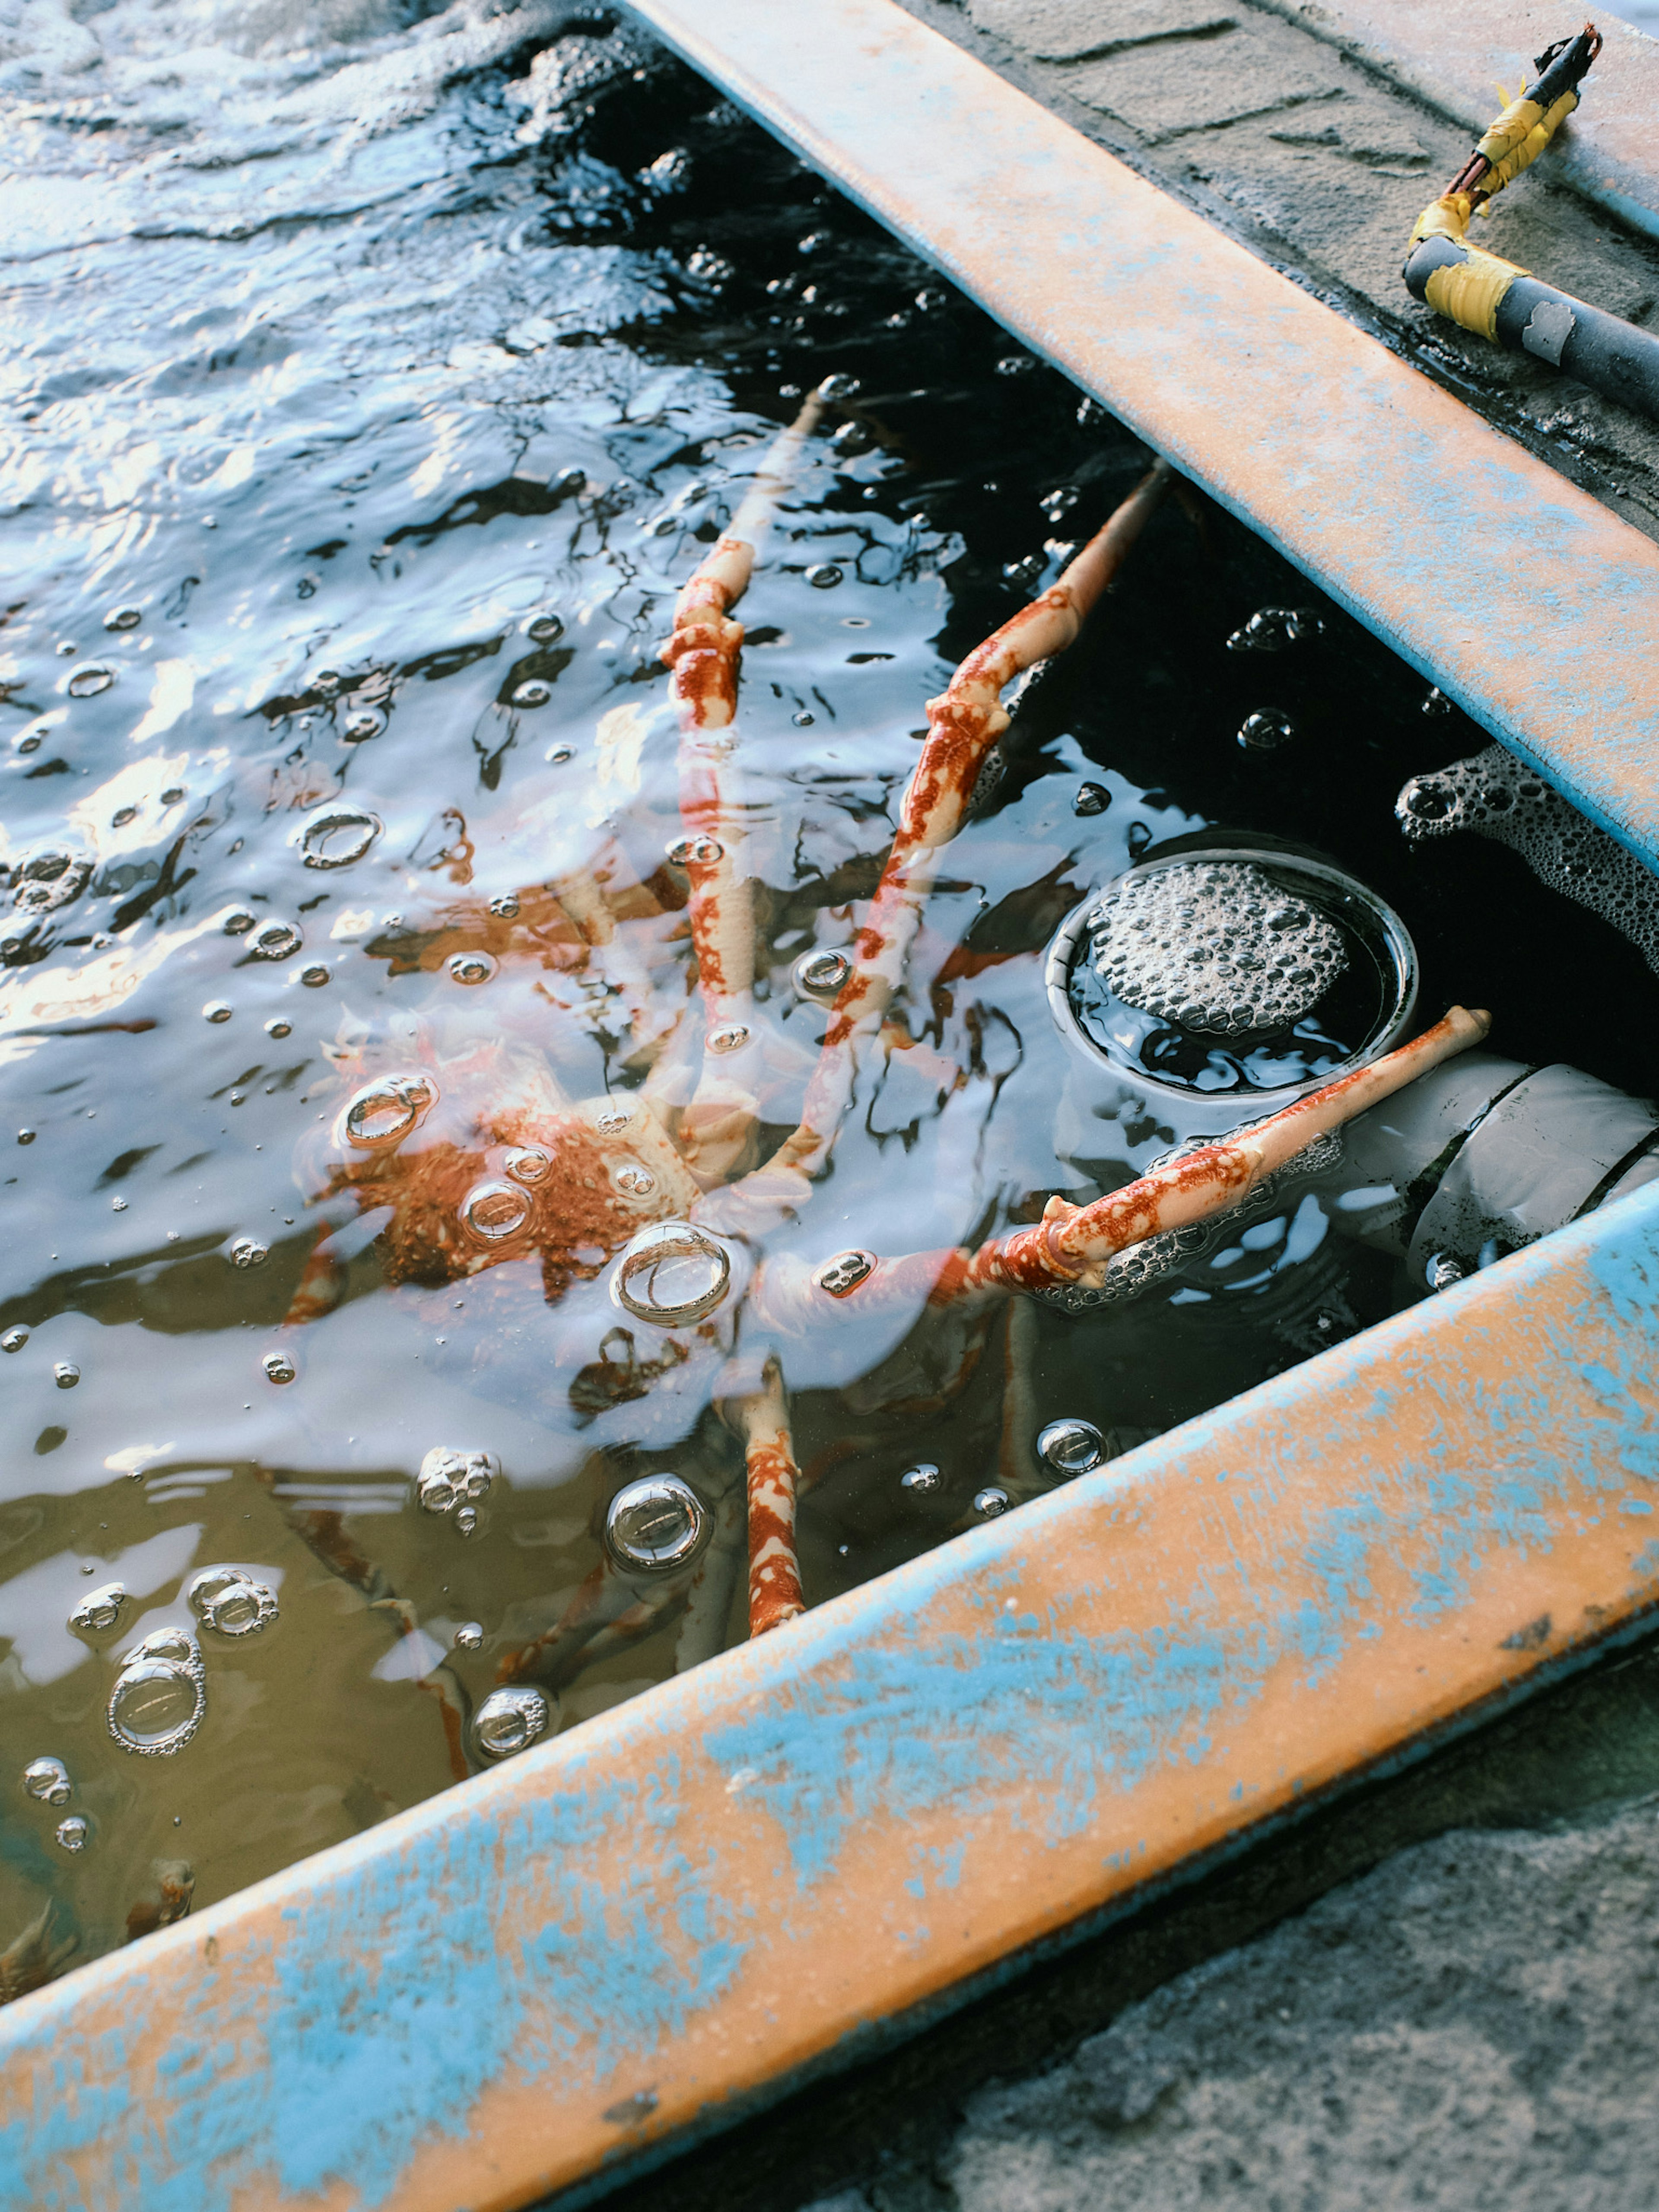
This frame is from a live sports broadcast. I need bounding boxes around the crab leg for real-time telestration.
[663,389,826,1180]
[750,1007,1492,1332]
[748,458,1172,1205]
[727,1357,806,1637]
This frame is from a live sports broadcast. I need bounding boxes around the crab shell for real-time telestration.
[311,1077,701,1303]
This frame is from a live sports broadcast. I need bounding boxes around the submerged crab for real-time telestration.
[276,391,1488,1757]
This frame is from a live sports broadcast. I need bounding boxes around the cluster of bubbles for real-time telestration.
[415,1447,498,1536]
[471,1687,553,1763]
[108,1629,207,1758]
[344,1071,438,1150]
[20,1758,82,1852]
[188,1566,278,1637]
[13,851,92,915]
[614,1220,732,1325]
[604,1475,709,1570]
[229,1237,269,1270]
[1226,606,1323,652]
[70,1581,126,1636]
[1396,744,1659,974]
[1085,861,1348,1037]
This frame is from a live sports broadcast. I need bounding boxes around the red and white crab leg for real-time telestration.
[754,458,1172,1198]
[750,1007,1492,1332]
[726,1357,806,1637]
[661,389,826,1180]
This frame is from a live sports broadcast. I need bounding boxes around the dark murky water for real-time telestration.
[2,2,1655,1995]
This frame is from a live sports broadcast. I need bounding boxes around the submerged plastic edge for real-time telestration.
[621,0,1659,870]
[6,1179,1659,2210]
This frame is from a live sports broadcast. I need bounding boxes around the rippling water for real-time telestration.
[2,0,1654,1995]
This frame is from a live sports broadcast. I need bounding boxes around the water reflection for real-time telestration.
[0,0,1644,1998]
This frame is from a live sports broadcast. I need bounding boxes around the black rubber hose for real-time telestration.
[1404,235,1659,424]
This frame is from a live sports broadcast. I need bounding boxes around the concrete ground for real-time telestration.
[901,0,1659,544]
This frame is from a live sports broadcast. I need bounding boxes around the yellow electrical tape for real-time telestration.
[1423,243,1529,340]
[1477,89,1580,198]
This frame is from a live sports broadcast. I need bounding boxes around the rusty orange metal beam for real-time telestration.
[622,0,1659,870]
[4,1180,1659,2210]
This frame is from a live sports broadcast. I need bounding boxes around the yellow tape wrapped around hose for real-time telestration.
[1477,89,1580,198]
[1422,243,1529,341]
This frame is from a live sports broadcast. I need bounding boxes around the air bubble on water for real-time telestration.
[666,833,723,867]
[1396,743,1659,974]
[817,372,860,399]
[313,671,342,698]
[454,1621,483,1652]
[222,909,255,937]
[527,614,565,643]
[415,1446,499,1517]
[299,804,382,870]
[488,894,521,919]
[455,1505,478,1535]
[298,963,331,988]
[229,1237,268,1269]
[108,1630,206,1757]
[460,1179,530,1243]
[2,1328,26,1352]
[203,1001,232,1024]
[605,1474,709,1570]
[54,1361,79,1389]
[1238,710,1296,752]
[111,1196,127,1211]
[505,1146,552,1185]
[1426,1252,1465,1290]
[343,710,385,742]
[1073,783,1110,817]
[1226,607,1322,653]
[66,665,115,698]
[1422,686,1451,716]
[794,947,851,998]
[16,1130,32,1146]
[594,1103,637,1135]
[545,742,575,765]
[22,1756,70,1805]
[188,1567,277,1637]
[447,950,497,986]
[55,1816,89,1852]
[263,1350,296,1384]
[996,354,1033,375]
[111,805,137,828]
[614,1220,731,1325]
[69,1582,125,1635]
[472,1687,551,1763]
[264,1017,292,1039]
[805,564,843,589]
[343,1072,436,1150]
[512,680,553,709]
[612,1161,657,1198]
[248,919,302,961]
[1036,1418,1105,1475]
[104,607,143,633]
[706,1023,750,1054]
[900,1463,941,1495]
[1086,861,1346,1036]
[973,1486,1011,1518]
